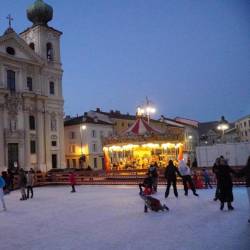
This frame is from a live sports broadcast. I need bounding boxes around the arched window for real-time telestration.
[29,43,35,50]
[46,42,53,61]
[27,77,33,91]
[7,70,15,92]
[29,115,35,130]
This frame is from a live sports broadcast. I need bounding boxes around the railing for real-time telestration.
[8,166,246,189]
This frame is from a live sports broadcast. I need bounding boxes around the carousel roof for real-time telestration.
[122,117,163,136]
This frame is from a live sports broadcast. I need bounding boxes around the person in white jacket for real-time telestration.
[178,160,199,197]
[0,175,7,211]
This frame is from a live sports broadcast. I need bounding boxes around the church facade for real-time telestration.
[0,0,65,172]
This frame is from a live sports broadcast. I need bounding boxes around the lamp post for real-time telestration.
[137,97,156,124]
[80,124,86,167]
[217,116,229,143]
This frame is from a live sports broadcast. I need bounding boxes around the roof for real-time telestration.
[20,25,62,36]
[198,121,235,136]
[122,117,163,135]
[235,114,250,123]
[64,115,113,127]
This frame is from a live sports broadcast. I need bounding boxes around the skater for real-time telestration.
[148,163,158,192]
[139,174,153,195]
[212,157,221,201]
[164,160,182,198]
[203,169,213,189]
[217,158,236,211]
[69,170,76,193]
[237,156,250,223]
[26,169,35,199]
[1,171,10,194]
[0,174,7,211]
[19,168,27,200]
[178,160,199,196]
[7,168,14,191]
[140,193,169,213]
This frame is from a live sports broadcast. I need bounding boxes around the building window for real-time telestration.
[51,117,57,131]
[30,140,36,154]
[70,145,76,153]
[6,47,15,55]
[27,77,33,91]
[92,130,96,138]
[46,43,53,61]
[248,120,250,127]
[51,141,57,147]
[244,122,247,127]
[93,158,97,168]
[121,122,124,127]
[70,132,75,139]
[245,131,248,136]
[72,159,76,168]
[7,70,15,92]
[49,81,55,95]
[92,143,97,152]
[29,116,35,130]
[29,43,35,50]
[66,159,70,168]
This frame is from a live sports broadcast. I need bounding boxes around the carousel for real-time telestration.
[103,117,185,171]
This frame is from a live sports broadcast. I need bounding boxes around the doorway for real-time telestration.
[8,143,18,169]
[52,154,57,169]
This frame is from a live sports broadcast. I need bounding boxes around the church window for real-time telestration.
[27,77,33,91]
[51,141,57,147]
[30,140,36,154]
[49,81,55,95]
[46,43,53,61]
[7,70,15,92]
[29,116,36,130]
[92,130,96,138]
[6,47,15,55]
[29,43,35,50]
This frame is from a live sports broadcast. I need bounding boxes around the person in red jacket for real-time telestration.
[69,171,76,193]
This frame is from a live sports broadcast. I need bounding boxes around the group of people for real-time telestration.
[139,156,250,223]
[0,168,36,211]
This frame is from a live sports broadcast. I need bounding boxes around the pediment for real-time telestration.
[0,31,43,65]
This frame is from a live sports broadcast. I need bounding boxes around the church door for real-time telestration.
[8,143,18,169]
[52,154,57,169]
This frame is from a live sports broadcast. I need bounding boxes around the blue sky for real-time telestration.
[1,0,250,122]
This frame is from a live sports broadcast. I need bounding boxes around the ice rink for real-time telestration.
[0,185,249,250]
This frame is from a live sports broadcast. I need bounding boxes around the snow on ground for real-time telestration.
[0,186,249,250]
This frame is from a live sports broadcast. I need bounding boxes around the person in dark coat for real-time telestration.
[237,156,250,223]
[148,163,158,192]
[19,168,27,200]
[217,158,236,211]
[164,160,182,198]
[212,157,221,201]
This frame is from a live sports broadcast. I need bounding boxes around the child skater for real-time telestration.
[0,174,7,211]
[69,170,76,193]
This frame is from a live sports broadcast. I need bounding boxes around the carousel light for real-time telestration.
[142,143,159,148]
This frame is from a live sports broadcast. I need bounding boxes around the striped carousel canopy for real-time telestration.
[122,117,162,136]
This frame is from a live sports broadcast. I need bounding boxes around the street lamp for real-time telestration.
[137,98,156,124]
[217,116,229,142]
[80,124,86,167]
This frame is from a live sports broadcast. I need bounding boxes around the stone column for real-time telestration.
[0,104,5,171]
[36,101,45,171]
[24,104,30,170]
[58,113,65,168]
[44,110,51,171]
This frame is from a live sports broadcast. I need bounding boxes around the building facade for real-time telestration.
[64,114,113,170]
[235,115,250,142]
[0,0,65,172]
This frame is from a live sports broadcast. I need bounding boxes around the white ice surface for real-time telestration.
[0,186,249,250]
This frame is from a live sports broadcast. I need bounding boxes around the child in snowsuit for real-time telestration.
[139,175,153,195]
[203,169,213,189]
[0,175,7,211]
[140,194,169,213]
[69,171,76,193]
